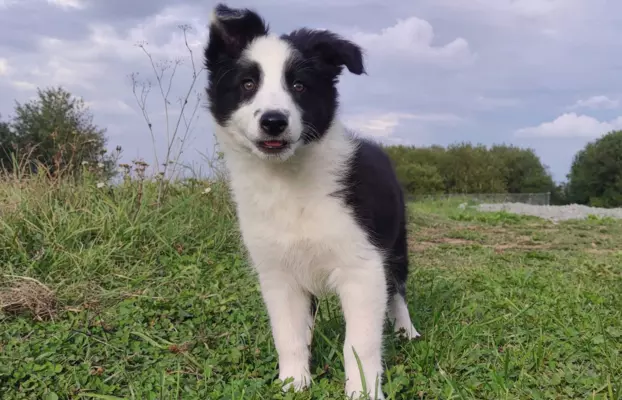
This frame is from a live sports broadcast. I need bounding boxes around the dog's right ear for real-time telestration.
[204,4,269,67]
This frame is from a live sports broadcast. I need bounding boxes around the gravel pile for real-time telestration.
[476,203,622,222]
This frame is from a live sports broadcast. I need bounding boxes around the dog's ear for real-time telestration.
[204,4,269,66]
[286,29,366,76]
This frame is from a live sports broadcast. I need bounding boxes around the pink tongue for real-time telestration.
[264,141,283,147]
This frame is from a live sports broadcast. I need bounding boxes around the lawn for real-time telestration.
[1,176,621,399]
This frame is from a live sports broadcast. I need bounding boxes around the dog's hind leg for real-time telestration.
[308,295,319,347]
[386,222,420,340]
[388,292,420,340]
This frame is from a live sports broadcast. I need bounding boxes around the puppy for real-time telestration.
[203,4,419,399]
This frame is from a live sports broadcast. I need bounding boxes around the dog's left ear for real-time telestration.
[204,4,269,68]
[286,29,366,75]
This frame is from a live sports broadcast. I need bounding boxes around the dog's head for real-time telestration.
[204,4,365,161]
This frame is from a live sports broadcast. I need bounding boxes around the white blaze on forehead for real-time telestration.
[225,34,304,156]
[243,35,296,112]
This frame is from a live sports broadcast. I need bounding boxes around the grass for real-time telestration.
[1,177,621,400]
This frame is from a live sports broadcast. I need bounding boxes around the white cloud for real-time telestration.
[435,0,582,20]
[351,16,475,68]
[569,95,619,110]
[6,4,208,95]
[37,8,208,66]
[515,112,622,138]
[430,0,589,39]
[47,0,84,9]
[344,111,462,138]
[1,0,80,9]
[0,0,18,8]
[10,80,37,91]
[504,0,575,18]
[0,58,8,76]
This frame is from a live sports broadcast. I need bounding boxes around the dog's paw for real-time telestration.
[280,374,310,392]
[345,379,385,400]
[395,324,421,340]
[346,388,385,400]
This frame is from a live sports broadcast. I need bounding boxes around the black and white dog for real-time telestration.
[204,4,419,399]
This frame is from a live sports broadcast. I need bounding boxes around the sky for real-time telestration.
[1,0,621,182]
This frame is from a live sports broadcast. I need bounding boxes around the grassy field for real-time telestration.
[1,175,621,400]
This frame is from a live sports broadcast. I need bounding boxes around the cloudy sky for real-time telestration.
[1,0,620,182]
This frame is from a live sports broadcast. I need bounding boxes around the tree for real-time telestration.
[10,86,112,176]
[439,143,506,193]
[0,115,16,170]
[550,181,570,205]
[489,144,555,193]
[567,130,622,207]
[384,145,447,195]
[395,163,445,196]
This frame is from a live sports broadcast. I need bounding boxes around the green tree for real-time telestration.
[0,115,16,170]
[567,130,622,207]
[489,144,555,193]
[11,86,111,176]
[550,181,570,205]
[440,143,506,193]
[395,163,445,196]
[384,145,447,196]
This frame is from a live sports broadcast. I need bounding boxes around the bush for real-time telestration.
[567,130,622,208]
[4,86,114,177]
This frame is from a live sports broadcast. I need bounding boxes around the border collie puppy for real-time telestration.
[203,4,419,399]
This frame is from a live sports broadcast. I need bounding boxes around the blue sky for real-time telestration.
[1,0,621,182]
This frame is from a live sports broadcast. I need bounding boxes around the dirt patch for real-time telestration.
[491,243,551,253]
[585,248,617,255]
[436,237,476,245]
[0,276,59,321]
[409,237,478,251]
[462,225,508,234]
[409,236,554,253]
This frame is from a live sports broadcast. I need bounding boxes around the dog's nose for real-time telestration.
[259,111,288,136]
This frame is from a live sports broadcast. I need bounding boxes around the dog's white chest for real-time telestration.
[233,182,369,294]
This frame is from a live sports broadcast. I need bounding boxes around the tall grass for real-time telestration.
[0,160,237,309]
[1,23,231,312]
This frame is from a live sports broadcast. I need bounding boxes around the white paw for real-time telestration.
[346,377,384,400]
[280,373,310,392]
[346,388,385,400]
[395,324,421,340]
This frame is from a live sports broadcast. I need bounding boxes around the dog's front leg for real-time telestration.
[337,263,388,400]
[258,270,313,391]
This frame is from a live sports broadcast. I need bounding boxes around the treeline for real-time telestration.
[383,143,557,195]
[3,86,622,208]
[383,129,622,208]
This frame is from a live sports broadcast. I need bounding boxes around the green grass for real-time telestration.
[1,179,621,399]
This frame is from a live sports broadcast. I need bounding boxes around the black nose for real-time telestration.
[260,111,288,136]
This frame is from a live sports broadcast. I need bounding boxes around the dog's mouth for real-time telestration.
[256,140,290,153]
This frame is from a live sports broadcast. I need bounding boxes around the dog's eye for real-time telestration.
[292,82,305,92]
[242,79,256,91]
